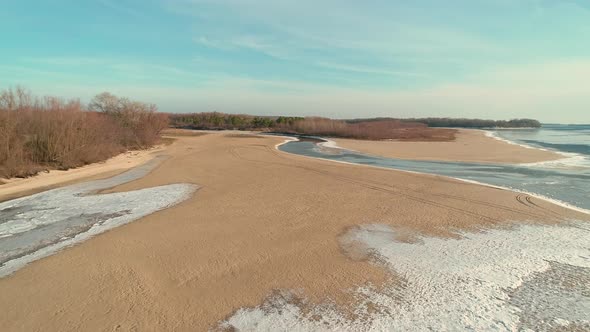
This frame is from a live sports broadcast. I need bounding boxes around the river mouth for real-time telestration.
[0,157,198,277]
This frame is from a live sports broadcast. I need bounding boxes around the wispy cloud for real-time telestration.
[2,0,589,122]
[177,0,511,88]
[43,59,589,121]
[13,58,587,123]
[17,56,209,83]
[313,62,429,78]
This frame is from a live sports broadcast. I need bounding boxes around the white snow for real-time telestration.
[220,221,590,331]
[0,158,197,277]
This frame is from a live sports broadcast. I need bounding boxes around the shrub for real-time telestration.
[89,92,169,148]
[0,87,166,179]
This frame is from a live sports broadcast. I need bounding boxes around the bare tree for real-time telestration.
[88,92,121,114]
[1,88,167,179]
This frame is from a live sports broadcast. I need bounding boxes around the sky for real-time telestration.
[1,0,589,123]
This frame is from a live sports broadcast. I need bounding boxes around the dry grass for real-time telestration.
[293,117,457,141]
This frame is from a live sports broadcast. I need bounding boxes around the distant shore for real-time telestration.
[0,128,559,202]
[332,128,563,164]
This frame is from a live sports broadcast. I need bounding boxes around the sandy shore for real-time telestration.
[0,132,587,331]
[0,146,165,202]
[333,129,563,164]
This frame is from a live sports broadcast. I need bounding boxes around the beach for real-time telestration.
[0,131,588,331]
[0,146,166,203]
[333,128,563,163]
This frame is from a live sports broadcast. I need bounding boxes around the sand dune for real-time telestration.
[0,132,587,331]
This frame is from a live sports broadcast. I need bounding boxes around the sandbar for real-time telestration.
[333,128,563,164]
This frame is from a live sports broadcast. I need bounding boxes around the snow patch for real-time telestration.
[220,222,590,331]
[0,157,198,277]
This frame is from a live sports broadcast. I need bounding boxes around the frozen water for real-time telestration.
[0,157,197,277]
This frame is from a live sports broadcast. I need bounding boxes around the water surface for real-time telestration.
[278,125,590,212]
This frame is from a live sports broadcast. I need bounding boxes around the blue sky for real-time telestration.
[1,0,589,122]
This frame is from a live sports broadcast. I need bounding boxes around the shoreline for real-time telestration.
[0,145,166,202]
[2,131,585,216]
[0,156,198,278]
[332,128,563,164]
[276,136,590,215]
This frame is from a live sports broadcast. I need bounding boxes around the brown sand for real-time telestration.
[333,129,563,163]
[0,132,587,331]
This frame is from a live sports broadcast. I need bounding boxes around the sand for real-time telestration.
[333,129,563,164]
[0,132,587,331]
[0,146,166,202]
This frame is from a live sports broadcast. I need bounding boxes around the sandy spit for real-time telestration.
[0,131,587,331]
[333,128,563,164]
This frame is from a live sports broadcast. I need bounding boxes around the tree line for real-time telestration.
[347,117,542,128]
[171,113,542,134]
[0,88,168,179]
[170,113,456,141]
[170,112,303,130]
